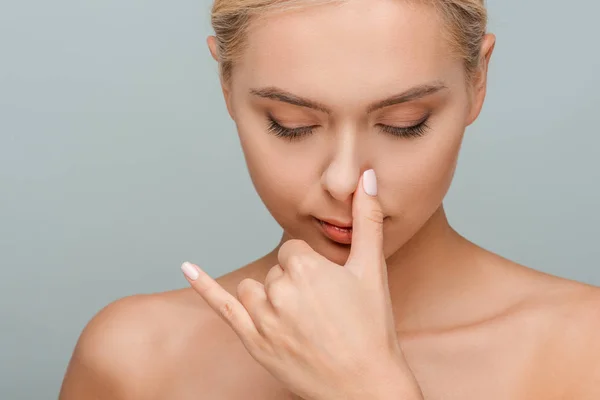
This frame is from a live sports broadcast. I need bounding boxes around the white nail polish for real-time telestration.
[181,262,199,281]
[363,169,378,196]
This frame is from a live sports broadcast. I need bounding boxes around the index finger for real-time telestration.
[345,169,385,277]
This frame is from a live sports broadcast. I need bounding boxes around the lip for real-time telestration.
[314,217,353,245]
[316,217,353,229]
[315,215,389,228]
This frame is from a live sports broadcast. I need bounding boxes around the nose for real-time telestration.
[320,136,362,203]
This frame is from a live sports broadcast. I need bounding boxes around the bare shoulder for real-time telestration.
[524,272,600,398]
[554,281,600,398]
[484,260,600,398]
[58,286,236,400]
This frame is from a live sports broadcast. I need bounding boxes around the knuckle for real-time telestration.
[219,300,235,320]
[236,278,253,294]
[236,278,255,303]
[287,254,305,269]
[289,254,316,276]
[366,207,385,227]
[278,239,316,279]
[266,281,290,311]
[276,334,300,356]
[257,313,278,337]
[249,336,271,358]
[278,239,306,257]
[264,265,282,286]
[266,281,283,307]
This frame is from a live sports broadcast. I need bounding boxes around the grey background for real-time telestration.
[1,0,599,398]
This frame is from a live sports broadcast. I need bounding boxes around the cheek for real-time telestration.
[380,97,467,211]
[377,123,464,247]
[403,133,462,201]
[236,121,315,226]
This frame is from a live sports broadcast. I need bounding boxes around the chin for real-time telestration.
[309,236,352,266]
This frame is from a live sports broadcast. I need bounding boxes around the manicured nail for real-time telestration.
[181,262,199,281]
[363,169,377,196]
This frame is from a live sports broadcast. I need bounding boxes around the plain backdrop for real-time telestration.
[1,0,599,398]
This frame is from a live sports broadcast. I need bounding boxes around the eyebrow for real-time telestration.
[249,81,448,114]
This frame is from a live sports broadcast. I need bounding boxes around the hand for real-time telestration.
[181,169,423,400]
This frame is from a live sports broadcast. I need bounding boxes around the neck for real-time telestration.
[384,206,482,335]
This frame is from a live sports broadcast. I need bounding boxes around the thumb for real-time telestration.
[346,169,385,278]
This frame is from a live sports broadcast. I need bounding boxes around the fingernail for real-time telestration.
[181,262,199,281]
[363,169,377,196]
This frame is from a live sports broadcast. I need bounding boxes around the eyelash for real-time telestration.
[266,115,430,141]
[267,116,318,141]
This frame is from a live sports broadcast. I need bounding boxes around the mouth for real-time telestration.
[313,215,390,246]
[313,217,353,245]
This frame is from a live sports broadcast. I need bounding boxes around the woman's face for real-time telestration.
[211,0,492,265]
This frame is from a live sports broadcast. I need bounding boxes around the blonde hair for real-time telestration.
[211,0,487,84]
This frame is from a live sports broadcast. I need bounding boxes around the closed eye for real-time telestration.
[376,118,430,138]
[267,115,318,141]
[266,115,431,141]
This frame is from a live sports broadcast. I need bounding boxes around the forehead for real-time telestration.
[237,0,462,100]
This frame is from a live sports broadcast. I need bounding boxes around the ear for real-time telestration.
[465,33,496,126]
[207,35,219,62]
[207,35,236,120]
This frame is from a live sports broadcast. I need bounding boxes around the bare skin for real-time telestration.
[58,209,600,400]
[59,1,600,399]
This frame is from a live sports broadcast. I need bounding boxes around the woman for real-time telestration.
[59,0,600,399]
